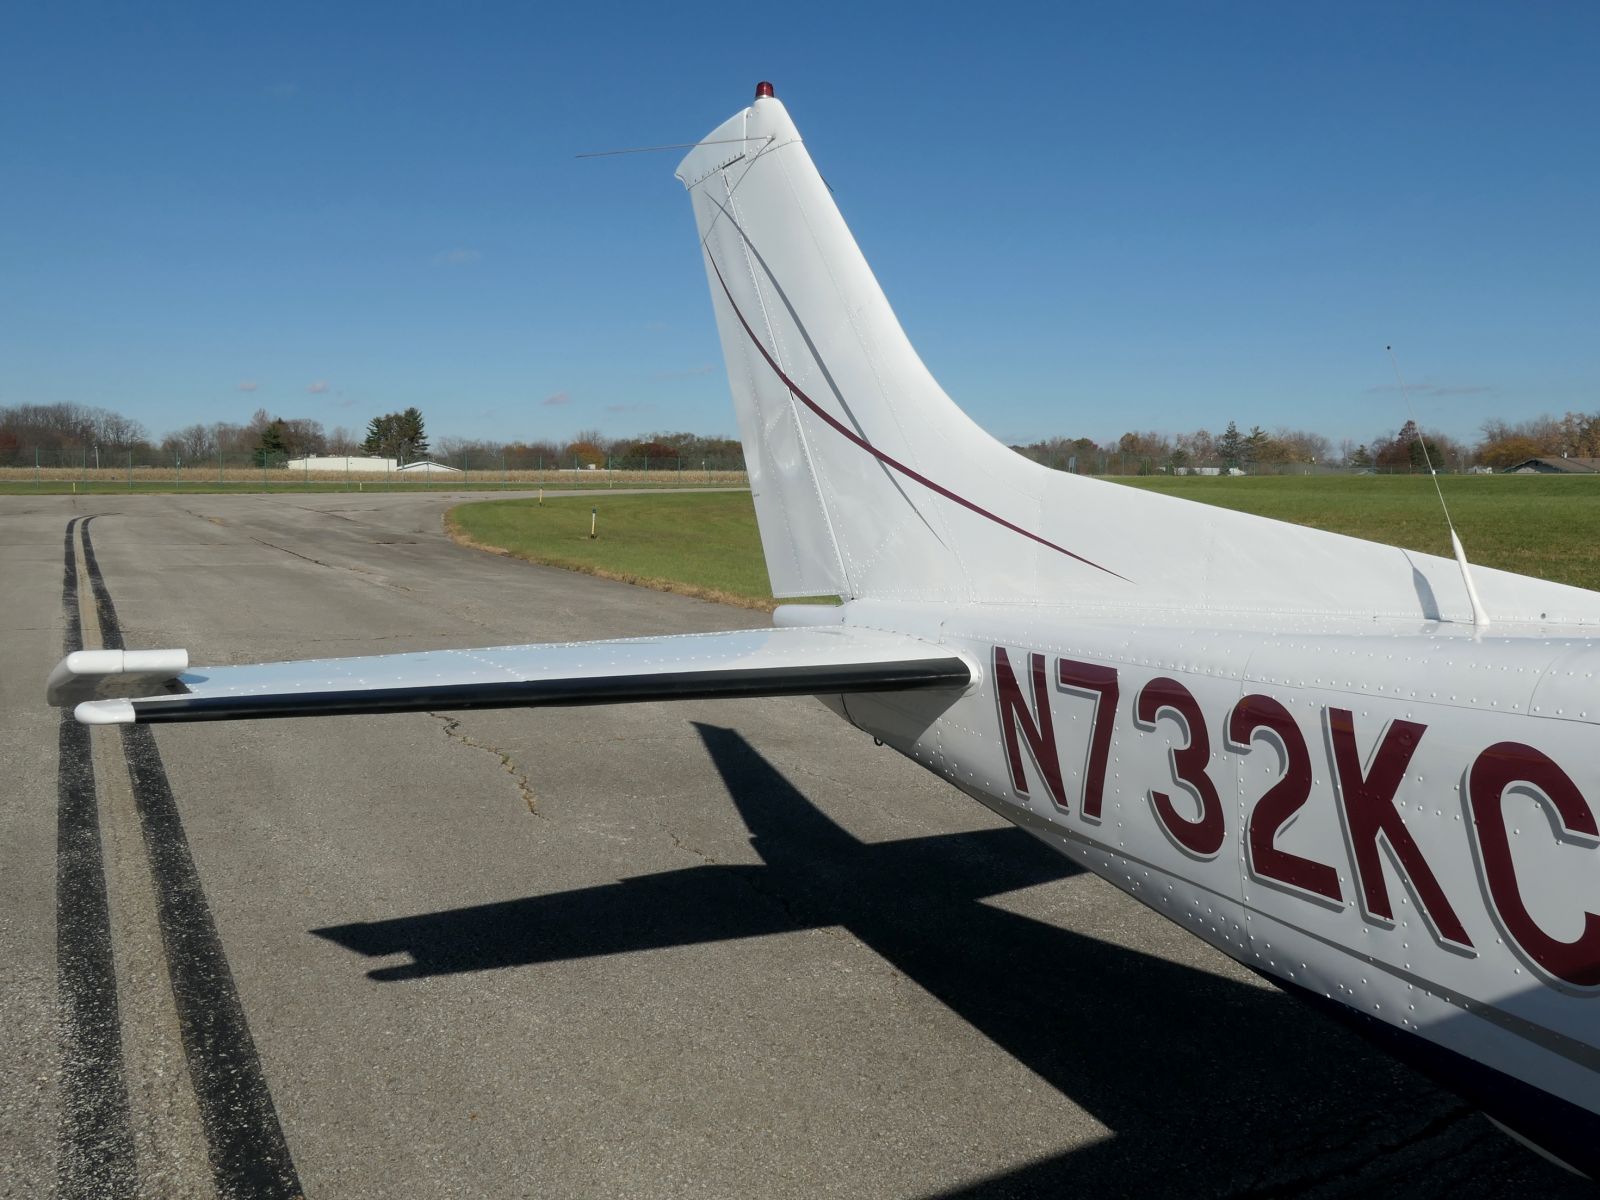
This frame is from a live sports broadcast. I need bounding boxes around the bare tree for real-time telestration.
[1176,429,1216,465]
[279,418,327,457]
[163,423,218,461]
[0,402,146,451]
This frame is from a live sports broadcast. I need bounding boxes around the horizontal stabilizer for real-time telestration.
[52,627,973,726]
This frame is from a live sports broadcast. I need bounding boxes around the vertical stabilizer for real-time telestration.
[678,85,1135,604]
[678,85,1009,600]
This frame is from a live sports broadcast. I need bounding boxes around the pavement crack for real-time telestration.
[654,821,721,867]
[429,714,541,816]
[290,633,452,646]
[290,505,368,525]
[247,535,413,591]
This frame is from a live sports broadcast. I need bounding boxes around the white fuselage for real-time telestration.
[793,600,1600,1171]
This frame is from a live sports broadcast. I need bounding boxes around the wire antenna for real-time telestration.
[1387,345,1490,628]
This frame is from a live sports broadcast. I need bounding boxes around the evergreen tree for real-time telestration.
[1401,419,1443,469]
[1244,425,1271,465]
[1217,420,1244,468]
[253,418,288,466]
[395,407,428,460]
[362,414,395,456]
[1376,420,1444,471]
[359,409,428,462]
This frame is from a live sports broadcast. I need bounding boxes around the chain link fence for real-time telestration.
[0,447,750,489]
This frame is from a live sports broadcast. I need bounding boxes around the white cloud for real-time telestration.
[542,392,571,407]
[238,381,260,392]
[432,248,482,267]
[306,380,329,394]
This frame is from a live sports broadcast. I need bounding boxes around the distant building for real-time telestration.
[1505,456,1600,475]
[282,456,465,475]
[285,455,398,473]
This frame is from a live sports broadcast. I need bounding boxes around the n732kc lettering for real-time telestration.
[47,83,1600,1177]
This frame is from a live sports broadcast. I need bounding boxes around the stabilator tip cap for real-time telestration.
[754,81,775,100]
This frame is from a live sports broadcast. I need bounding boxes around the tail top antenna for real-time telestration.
[1387,345,1490,629]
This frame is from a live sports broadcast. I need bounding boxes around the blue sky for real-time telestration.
[2,2,1596,449]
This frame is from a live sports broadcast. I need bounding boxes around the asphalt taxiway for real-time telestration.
[1,492,1589,1198]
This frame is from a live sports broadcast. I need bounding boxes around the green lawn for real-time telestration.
[447,491,808,609]
[449,474,1600,607]
[1118,474,1600,590]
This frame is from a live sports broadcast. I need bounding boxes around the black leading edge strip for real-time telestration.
[56,516,139,1199]
[125,660,975,723]
[79,520,304,1200]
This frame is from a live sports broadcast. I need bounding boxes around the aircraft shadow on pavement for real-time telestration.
[313,724,1580,1197]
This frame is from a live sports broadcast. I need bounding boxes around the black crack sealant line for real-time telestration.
[80,518,303,1200]
[56,515,139,1199]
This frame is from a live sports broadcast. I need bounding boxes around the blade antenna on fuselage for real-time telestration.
[1387,344,1491,629]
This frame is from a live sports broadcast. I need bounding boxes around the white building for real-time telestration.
[284,455,399,473]
[282,456,464,475]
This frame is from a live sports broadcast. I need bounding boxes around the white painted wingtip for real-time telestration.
[45,647,188,706]
[76,699,136,725]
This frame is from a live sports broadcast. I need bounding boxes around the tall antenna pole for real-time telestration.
[1387,345,1490,629]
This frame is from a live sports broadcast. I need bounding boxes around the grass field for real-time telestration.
[446,491,809,609]
[447,474,1600,608]
[1119,474,1600,590]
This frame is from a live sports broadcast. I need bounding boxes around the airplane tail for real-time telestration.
[677,84,1091,604]
[678,86,1600,625]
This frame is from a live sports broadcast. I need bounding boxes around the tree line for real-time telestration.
[1476,413,1600,470]
[1014,418,1488,475]
[0,403,354,464]
[4,400,1591,472]
[0,403,749,469]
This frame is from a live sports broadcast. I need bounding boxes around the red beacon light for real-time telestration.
[754,81,775,100]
